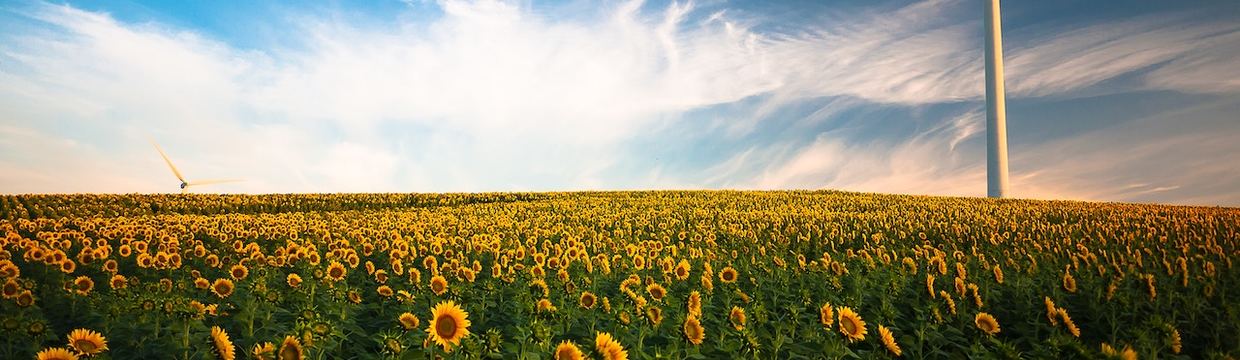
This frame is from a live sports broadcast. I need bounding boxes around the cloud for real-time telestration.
[0,0,1237,206]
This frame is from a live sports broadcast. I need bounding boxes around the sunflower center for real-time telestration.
[842,319,857,334]
[75,339,97,352]
[279,345,299,360]
[436,316,458,339]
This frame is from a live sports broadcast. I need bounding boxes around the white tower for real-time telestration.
[985,0,1010,198]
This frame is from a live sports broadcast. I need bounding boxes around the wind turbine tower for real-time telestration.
[985,0,1010,198]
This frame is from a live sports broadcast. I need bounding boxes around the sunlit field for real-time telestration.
[1,191,1237,359]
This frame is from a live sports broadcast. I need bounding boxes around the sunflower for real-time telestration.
[719,267,738,283]
[687,291,701,317]
[554,341,584,360]
[278,335,303,360]
[3,278,20,298]
[1057,308,1080,337]
[16,290,35,307]
[251,342,275,360]
[1167,325,1182,354]
[229,264,249,280]
[646,306,663,325]
[427,300,471,352]
[377,285,394,297]
[72,276,94,296]
[837,307,867,342]
[729,306,746,330]
[1101,343,1137,360]
[646,283,666,301]
[819,303,834,326]
[326,261,347,282]
[683,316,705,345]
[210,326,236,360]
[109,274,127,290]
[1044,297,1059,325]
[430,275,448,296]
[878,325,902,357]
[1062,272,1077,293]
[195,277,210,289]
[348,291,362,304]
[212,278,235,298]
[287,273,302,288]
[36,347,78,360]
[595,332,628,360]
[67,328,108,356]
[538,298,557,312]
[580,291,597,309]
[926,275,936,299]
[674,260,691,280]
[974,312,1000,335]
[399,312,419,330]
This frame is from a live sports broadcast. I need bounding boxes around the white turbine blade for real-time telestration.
[187,179,243,186]
[149,138,186,183]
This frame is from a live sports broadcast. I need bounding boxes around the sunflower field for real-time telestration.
[1,191,1237,359]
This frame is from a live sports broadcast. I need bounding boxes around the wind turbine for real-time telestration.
[985,0,1010,198]
[150,139,242,194]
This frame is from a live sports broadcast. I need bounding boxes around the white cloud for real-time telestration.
[0,0,1237,206]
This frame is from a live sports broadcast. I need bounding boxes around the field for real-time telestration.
[1,191,1237,359]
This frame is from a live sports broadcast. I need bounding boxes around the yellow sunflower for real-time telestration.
[878,325,902,357]
[595,332,628,360]
[1057,308,1080,338]
[974,312,1001,335]
[683,316,705,345]
[109,274,127,290]
[674,259,691,280]
[72,276,94,296]
[427,300,471,352]
[229,264,249,280]
[212,278,235,298]
[554,341,584,360]
[399,312,420,330]
[819,303,834,326]
[4,278,22,298]
[287,273,302,288]
[837,306,867,342]
[1044,297,1059,325]
[538,298,557,312]
[278,335,303,360]
[719,267,738,283]
[580,291,597,309]
[251,342,275,360]
[67,328,108,356]
[687,291,702,317]
[430,275,448,296]
[1101,343,1137,360]
[646,283,666,301]
[377,285,394,297]
[210,326,235,360]
[36,347,78,360]
[16,290,35,307]
[729,306,746,330]
[327,261,347,282]
[646,306,663,325]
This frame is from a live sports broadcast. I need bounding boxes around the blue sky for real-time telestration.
[1,0,1238,206]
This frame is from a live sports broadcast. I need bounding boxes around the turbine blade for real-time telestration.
[149,138,186,183]
[187,179,243,186]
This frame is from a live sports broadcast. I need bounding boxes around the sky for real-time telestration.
[1,0,1238,206]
